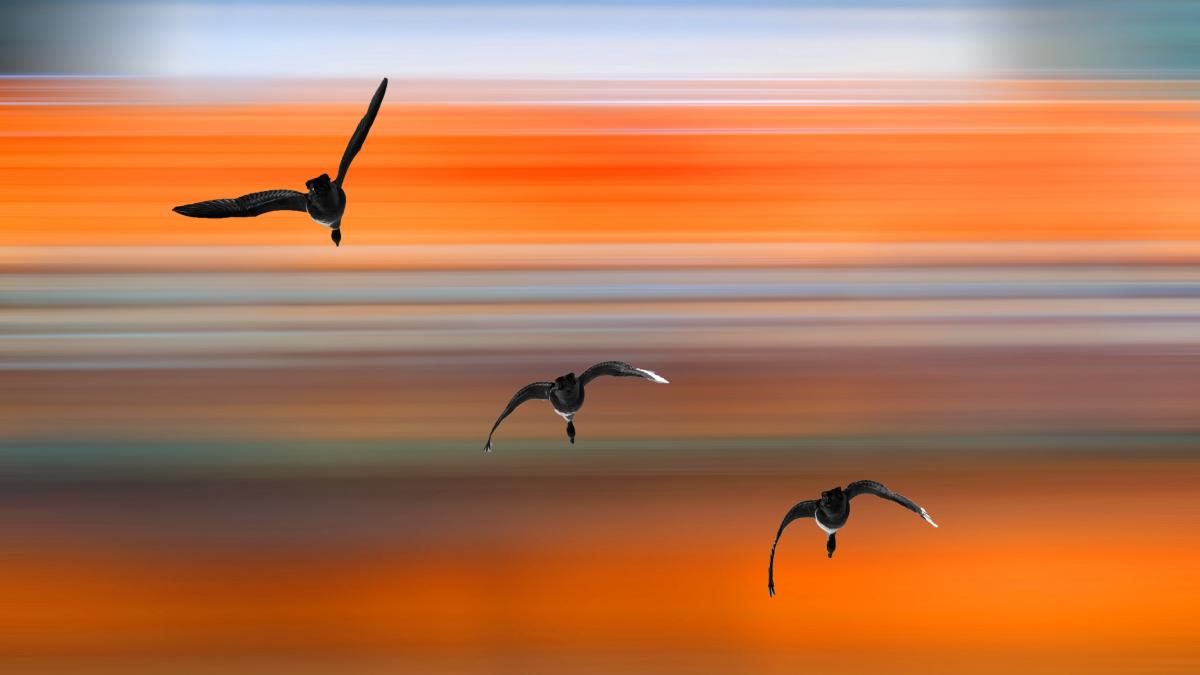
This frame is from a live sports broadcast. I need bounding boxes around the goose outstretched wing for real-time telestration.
[484,382,553,453]
[173,189,307,218]
[845,480,938,527]
[579,361,669,386]
[768,499,817,597]
[335,77,388,186]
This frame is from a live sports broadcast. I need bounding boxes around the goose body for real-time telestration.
[172,77,388,247]
[768,480,938,596]
[484,361,668,452]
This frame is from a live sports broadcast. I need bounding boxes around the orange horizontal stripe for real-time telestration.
[2,99,1199,247]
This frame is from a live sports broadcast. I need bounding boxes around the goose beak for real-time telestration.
[331,229,342,247]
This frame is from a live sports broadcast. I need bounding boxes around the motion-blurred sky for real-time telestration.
[2,2,1199,673]
[3,0,1200,78]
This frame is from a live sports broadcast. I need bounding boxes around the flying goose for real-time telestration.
[172,77,388,246]
[484,361,669,452]
[768,480,938,596]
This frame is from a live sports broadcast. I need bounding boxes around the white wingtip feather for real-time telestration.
[921,509,938,528]
[637,368,669,384]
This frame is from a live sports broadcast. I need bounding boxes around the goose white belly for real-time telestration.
[310,213,339,228]
[815,517,840,535]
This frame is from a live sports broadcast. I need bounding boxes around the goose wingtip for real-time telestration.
[637,368,669,384]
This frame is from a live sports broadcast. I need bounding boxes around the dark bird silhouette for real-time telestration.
[172,77,388,247]
[768,480,938,596]
[484,361,669,452]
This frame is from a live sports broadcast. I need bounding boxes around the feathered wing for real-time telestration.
[173,189,307,219]
[579,361,669,386]
[768,499,817,597]
[334,77,388,186]
[845,480,938,527]
[484,382,553,453]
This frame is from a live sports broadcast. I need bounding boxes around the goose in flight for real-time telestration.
[768,480,938,596]
[172,77,388,246]
[484,361,669,453]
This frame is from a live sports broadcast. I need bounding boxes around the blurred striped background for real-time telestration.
[3,1,1200,673]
